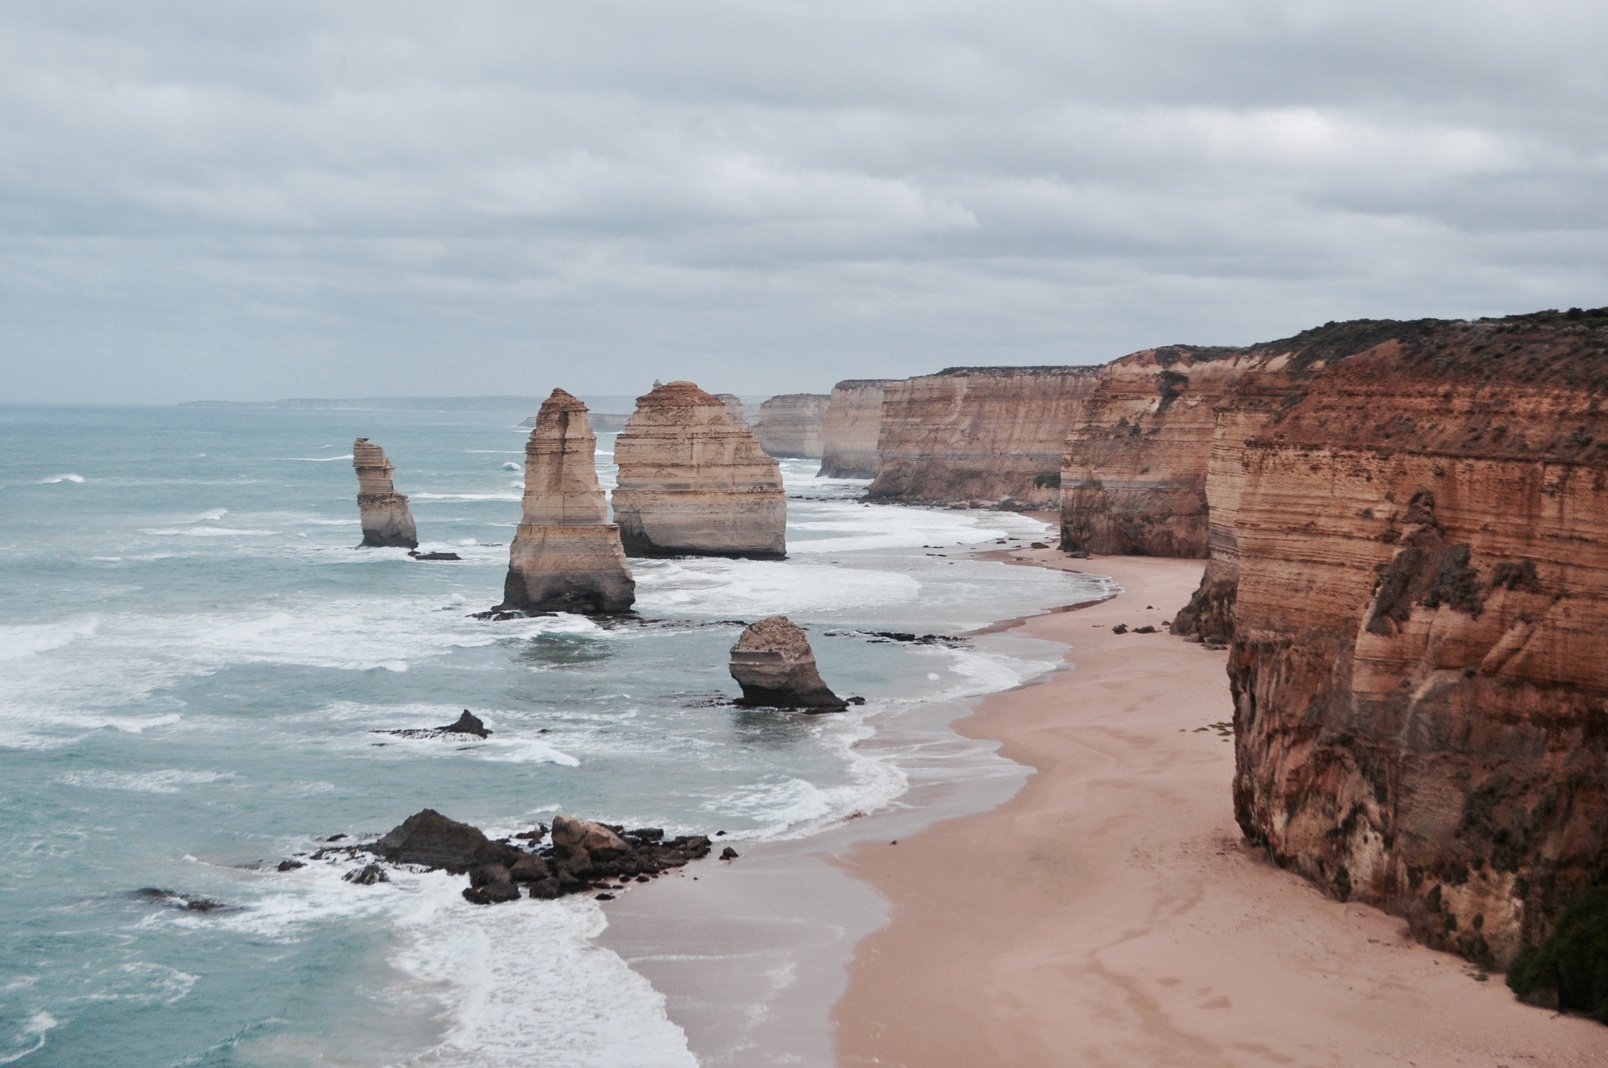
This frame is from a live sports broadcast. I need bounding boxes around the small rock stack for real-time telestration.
[729,615,846,711]
[352,439,418,548]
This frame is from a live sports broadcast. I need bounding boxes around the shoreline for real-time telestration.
[834,550,1606,1066]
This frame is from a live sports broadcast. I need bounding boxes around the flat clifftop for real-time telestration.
[1223,321,1608,970]
[933,364,1099,377]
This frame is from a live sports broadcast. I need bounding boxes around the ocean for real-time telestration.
[0,404,1108,1066]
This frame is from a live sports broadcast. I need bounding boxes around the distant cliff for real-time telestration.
[754,394,829,459]
[1222,314,1608,969]
[868,366,1101,507]
[818,380,893,479]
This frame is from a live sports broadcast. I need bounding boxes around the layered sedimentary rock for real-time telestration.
[716,393,748,426]
[500,389,635,614]
[754,394,830,458]
[729,616,845,711]
[818,379,893,478]
[869,367,1101,507]
[612,381,786,559]
[1225,314,1608,968]
[1059,349,1291,558]
[352,439,418,548]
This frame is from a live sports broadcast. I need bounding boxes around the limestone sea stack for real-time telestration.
[352,439,418,548]
[728,616,846,711]
[1223,313,1608,970]
[499,389,635,614]
[716,393,749,426]
[818,379,893,478]
[612,380,787,559]
[754,393,829,458]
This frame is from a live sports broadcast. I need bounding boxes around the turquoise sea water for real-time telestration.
[0,405,1106,1066]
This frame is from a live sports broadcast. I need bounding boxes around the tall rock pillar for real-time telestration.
[353,439,418,548]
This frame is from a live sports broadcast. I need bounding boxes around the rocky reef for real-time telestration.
[352,439,418,548]
[754,393,829,458]
[729,615,846,711]
[868,366,1101,507]
[612,380,787,559]
[818,379,893,478]
[500,389,635,614]
[1222,314,1608,970]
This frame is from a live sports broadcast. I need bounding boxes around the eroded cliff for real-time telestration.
[612,380,787,559]
[352,439,418,548]
[1225,315,1608,968]
[818,379,893,479]
[869,367,1101,507]
[500,389,635,614]
[754,394,829,459]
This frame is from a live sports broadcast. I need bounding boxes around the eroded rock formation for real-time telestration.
[869,367,1101,507]
[1059,349,1289,558]
[819,379,893,478]
[612,380,786,559]
[500,389,635,614]
[353,439,418,548]
[717,393,748,426]
[729,615,845,711]
[1223,313,1608,969]
[754,393,829,458]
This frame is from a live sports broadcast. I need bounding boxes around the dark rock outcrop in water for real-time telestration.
[352,439,418,548]
[344,809,712,905]
[612,380,787,559]
[1218,313,1608,972]
[500,389,635,614]
[377,709,492,740]
[729,615,846,711]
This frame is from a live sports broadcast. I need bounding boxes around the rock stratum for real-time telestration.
[612,380,787,559]
[352,439,418,548]
[1221,313,1608,970]
[818,379,893,478]
[754,393,829,458]
[869,367,1101,507]
[729,615,846,711]
[500,389,635,614]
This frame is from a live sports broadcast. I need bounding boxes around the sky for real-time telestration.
[3,1,1605,404]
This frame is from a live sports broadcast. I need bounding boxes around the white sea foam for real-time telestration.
[69,963,197,1008]
[54,768,235,794]
[0,1011,58,1065]
[637,560,920,617]
[390,878,695,1067]
[501,462,519,471]
[281,454,354,462]
[411,492,521,502]
[36,473,84,484]
[188,507,229,522]
[140,526,278,538]
[0,617,98,661]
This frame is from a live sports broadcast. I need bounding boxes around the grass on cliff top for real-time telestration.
[1506,886,1608,1024]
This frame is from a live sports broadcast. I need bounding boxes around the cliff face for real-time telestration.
[1059,349,1292,557]
[754,394,829,459]
[501,389,635,614]
[352,439,418,548]
[716,393,748,426]
[868,367,1101,507]
[612,380,787,559]
[1225,318,1608,967]
[818,379,893,479]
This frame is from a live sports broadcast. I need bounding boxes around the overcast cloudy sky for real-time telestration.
[4,1,1604,404]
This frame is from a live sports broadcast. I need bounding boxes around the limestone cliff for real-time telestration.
[1224,314,1608,968]
[612,380,787,559]
[818,379,893,478]
[716,393,748,426]
[868,367,1101,507]
[1059,348,1289,558]
[754,394,829,459]
[352,439,418,548]
[500,389,635,614]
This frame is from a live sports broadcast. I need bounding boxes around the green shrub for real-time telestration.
[1506,887,1608,1024]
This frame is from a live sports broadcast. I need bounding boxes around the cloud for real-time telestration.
[1,1,1605,402]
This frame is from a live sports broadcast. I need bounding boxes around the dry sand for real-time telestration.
[834,552,1606,1067]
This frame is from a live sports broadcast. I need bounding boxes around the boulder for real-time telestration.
[550,815,629,859]
[729,616,846,711]
[370,809,493,872]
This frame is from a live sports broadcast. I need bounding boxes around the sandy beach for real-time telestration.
[834,552,1607,1067]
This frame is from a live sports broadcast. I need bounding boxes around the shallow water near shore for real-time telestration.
[0,404,1107,1066]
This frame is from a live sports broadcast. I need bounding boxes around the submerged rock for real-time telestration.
[500,389,636,614]
[352,439,419,548]
[375,709,493,740]
[728,615,846,711]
